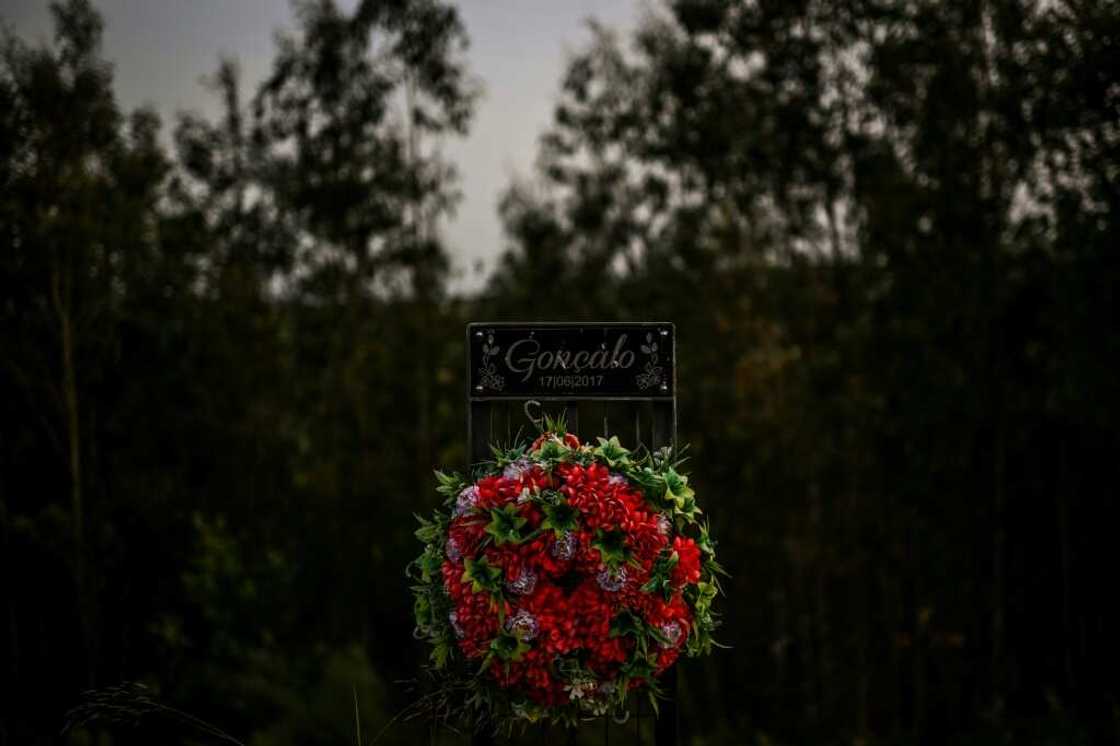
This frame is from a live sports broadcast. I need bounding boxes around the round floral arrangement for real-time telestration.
[409,422,723,729]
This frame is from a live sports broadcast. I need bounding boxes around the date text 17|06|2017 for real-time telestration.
[537,374,605,389]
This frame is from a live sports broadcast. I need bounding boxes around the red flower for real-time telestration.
[671,536,702,586]
[475,475,519,510]
[530,431,581,451]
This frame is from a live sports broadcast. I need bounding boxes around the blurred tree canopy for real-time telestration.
[1,0,1117,744]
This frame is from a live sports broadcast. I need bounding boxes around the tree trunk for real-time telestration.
[52,265,91,686]
[1056,435,1075,692]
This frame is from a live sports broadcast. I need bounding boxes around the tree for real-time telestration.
[250,0,475,300]
[0,0,169,698]
[143,0,478,739]
[491,0,1120,741]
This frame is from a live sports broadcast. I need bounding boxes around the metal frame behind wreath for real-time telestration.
[467,322,678,746]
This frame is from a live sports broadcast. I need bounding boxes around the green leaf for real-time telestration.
[434,470,467,499]
[484,503,529,546]
[535,437,571,462]
[593,435,631,467]
[621,653,657,680]
[417,546,442,580]
[592,529,631,569]
[542,412,568,434]
[640,547,679,600]
[431,638,452,668]
[413,594,431,627]
[609,610,642,639]
[413,513,443,544]
[663,467,693,503]
[462,556,503,595]
[490,442,528,466]
[696,521,717,556]
[540,500,579,535]
[489,631,531,662]
[691,581,719,616]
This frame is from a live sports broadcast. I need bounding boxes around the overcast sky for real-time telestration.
[2,0,642,290]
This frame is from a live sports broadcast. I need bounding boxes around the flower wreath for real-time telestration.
[409,421,724,729]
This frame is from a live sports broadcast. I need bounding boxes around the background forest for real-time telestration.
[2,0,1118,744]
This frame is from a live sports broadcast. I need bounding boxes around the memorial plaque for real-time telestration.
[468,322,674,399]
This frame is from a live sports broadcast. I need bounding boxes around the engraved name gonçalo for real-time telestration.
[505,334,636,383]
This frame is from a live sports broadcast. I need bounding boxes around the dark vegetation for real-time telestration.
[1,0,1117,743]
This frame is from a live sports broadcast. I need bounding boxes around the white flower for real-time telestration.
[448,611,466,639]
[550,531,579,560]
[502,457,532,480]
[504,567,538,596]
[658,620,683,648]
[596,565,627,592]
[585,698,611,716]
[504,609,540,641]
[453,485,480,517]
[565,678,595,701]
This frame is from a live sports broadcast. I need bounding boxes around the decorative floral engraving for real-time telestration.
[635,331,665,390]
[477,332,505,391]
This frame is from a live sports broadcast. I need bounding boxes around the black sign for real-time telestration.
[468,323,674,399]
